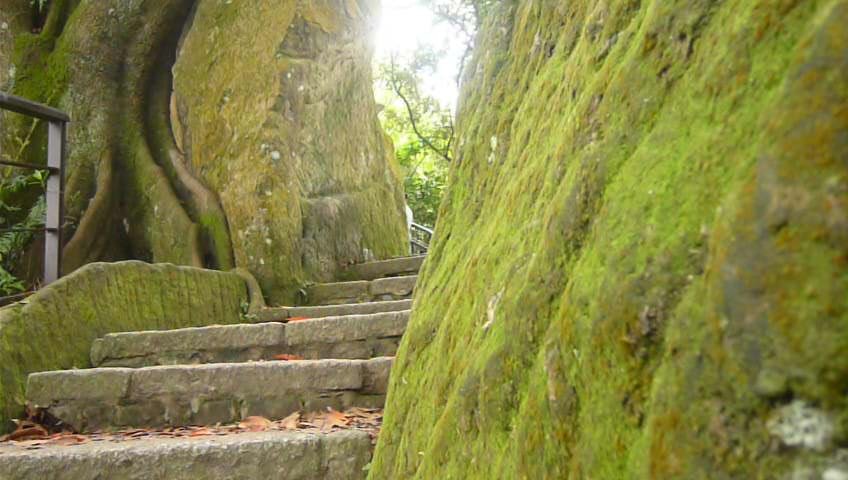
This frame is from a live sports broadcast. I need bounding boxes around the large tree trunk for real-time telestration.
[1,0,407,303]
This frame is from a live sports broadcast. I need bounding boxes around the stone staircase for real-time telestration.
[0,255,425,479]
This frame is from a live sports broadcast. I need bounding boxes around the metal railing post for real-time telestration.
[0,91,69,290]
[44,120,66,284]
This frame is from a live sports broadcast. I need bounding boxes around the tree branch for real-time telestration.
[388,57,453,164]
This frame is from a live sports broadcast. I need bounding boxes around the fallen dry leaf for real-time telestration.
[50,434,89,446]
[239,416,272,432]
[272,354,305,361]
[189,428,214,437]
[318,409,349,432]
[287,317,311,323]
[7,425,49,442]
[279,412,301,430]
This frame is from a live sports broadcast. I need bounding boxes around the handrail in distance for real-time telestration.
[0,91,68,290]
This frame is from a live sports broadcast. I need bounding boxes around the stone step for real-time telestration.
[0,430,371,480]
[28,358,393,432]
[341,255,426,281]
[256,299,413,321]
[91,311,409,368]
[304,275,417,306]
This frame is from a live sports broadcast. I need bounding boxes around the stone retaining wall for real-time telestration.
[0,261,249,432]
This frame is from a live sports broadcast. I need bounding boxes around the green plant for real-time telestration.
[0,171,47,296]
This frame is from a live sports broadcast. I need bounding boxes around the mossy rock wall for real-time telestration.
[173,0,408,303]
[0,261,249,433]
[372,1,848,479]
[1,0,407,303]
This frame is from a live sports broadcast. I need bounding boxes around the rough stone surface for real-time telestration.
[256,299,413,321]
[372,1,848,479]
[341,256,426,281]
[0,430,372,480]
[307,276,417,305]
[92,311,409,367]
[172,0,408,302]
[91,323,287,368]
[0,261,248,433]
[28,358,393,432]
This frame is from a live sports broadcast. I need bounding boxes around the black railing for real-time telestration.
[410,222,433,255]
[0,91,68,290]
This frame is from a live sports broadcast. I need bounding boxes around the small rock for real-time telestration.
[767,400,834,451]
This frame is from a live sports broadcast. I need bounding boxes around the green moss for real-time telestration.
[173,0,408,304]
[372,0,848,478]
[0,261,249,434]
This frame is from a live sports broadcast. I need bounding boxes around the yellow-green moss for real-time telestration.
[372,0,848,478]
[0,261,249,434]
[174,0,408,304]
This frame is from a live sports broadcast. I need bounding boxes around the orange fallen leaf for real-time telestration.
[189,428,214,437]
[279,412,301,430]
[272,354,305,361]
[287,317,310,323]
[319,408,349,432]
[7,425,48,442]
[51,434,89,446]
[239,416,272,432]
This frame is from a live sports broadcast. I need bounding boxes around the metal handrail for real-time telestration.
[0,91,68,288]
[410,222,433,255]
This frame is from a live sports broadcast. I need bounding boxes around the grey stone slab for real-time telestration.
[91,323,286,367]
[128,360,364,399]
[305,276,418,306]
[285,311,409,346]
[369,275,417,298]
[91,312,409,368]
[305,280,370,305]
[343,255,426,281]
[360,357,394,395]
[0,430,371,480]
[256,299,413,321]
[27,359,392,430]
[28,369,132,406]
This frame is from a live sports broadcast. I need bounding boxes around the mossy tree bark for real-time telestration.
[1,0,407,302]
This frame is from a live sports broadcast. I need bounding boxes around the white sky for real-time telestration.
[375,1,464,109]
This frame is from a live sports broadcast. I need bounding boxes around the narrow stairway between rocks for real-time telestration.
[0,255,426,480]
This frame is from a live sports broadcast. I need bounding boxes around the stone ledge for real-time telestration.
[27,358,394,432]
[341,255,426,281]
[91,311,409,368]
[0,430,372,480]
[256,299,413,321]
[305,276,417,305]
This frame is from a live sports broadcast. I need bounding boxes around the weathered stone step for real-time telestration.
[0,430,371,480]
[28,358,392,432]
[342,255,426,281]
[304,275,417,306]
[91,311,409,368]
[257,299,412,321]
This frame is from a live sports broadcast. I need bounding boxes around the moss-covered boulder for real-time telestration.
[372,1,848,478]
[0,261,249,433]
[1,0,407,303]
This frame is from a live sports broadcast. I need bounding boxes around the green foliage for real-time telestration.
[0,170,46,296]
[376,49,453,228]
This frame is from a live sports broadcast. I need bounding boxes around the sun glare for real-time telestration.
[375,1,464,108]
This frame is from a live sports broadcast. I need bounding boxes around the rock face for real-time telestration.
[1,0,407,303]
[372,1,848,479]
